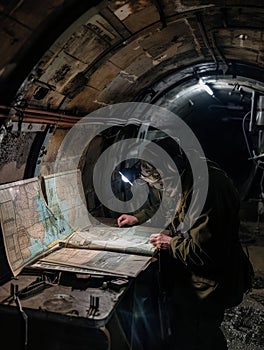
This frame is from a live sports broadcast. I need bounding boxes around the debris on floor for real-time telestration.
[222,274,264,349]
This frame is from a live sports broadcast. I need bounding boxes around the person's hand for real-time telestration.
[117,214,139,227]
[150,233,172,250]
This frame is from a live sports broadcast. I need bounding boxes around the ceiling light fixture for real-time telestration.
[199,79,214,96]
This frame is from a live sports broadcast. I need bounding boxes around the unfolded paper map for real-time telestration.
[0,169,158,277]
[43,169,91,231]
[0,177,72,276]
[40,247,154,277]
[63,226,156,256]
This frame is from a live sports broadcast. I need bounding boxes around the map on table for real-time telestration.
[43,169,91,232]
[0,177,72,276]
[0,169,157,278]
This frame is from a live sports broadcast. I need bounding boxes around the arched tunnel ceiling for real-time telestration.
[0,0,264,188]
[0,0,264,114]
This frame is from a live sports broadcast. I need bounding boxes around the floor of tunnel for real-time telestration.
[221,220,264,350]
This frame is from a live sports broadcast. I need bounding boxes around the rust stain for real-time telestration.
[53,64,71,83]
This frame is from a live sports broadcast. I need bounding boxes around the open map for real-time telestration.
[0,169,158,278]
[43,170,91,231]
[63,226,156,256]
[0,177,72,276]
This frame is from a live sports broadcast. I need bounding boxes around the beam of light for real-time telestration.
[119,171,133,186]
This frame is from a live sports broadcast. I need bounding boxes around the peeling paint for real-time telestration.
[119,70,137,82]
[113,1,151,21]
[114,3,133,21]
[53,64,71,83]
[153,54,168,65]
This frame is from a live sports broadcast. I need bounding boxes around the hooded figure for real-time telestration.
[117,136,254,350]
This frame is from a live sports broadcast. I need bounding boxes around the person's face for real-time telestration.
[140,161,163,190]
